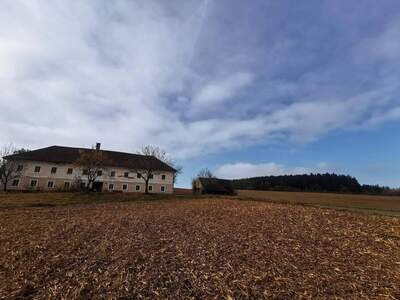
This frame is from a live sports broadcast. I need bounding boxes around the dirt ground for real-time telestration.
[238,190,400,216]
[1,197,399,299]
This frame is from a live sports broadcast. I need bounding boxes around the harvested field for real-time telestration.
[174,188,193,195]
[238,190,400,216]
[1,198,399,299]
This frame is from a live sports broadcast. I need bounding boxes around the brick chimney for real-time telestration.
[95,142,101,150]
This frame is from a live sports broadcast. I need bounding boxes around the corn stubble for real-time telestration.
[0,199,399,299]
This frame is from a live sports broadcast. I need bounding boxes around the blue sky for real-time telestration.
[0,1,399,187]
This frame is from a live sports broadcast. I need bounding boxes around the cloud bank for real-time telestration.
[214,161,333,179]
[0,1,400,160]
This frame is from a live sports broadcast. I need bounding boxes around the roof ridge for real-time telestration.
[48,145,152,158]
[4,145,177,172]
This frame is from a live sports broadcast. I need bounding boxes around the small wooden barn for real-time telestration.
[193,177,236,195]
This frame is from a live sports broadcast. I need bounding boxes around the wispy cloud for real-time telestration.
[0,1,399,160]
[192,72,253,107]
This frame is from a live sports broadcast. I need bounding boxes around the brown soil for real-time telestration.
[1,198,399,299]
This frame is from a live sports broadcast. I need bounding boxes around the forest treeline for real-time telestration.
[230,173,399,195]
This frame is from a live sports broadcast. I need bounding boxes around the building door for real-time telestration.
[92,181,103,192]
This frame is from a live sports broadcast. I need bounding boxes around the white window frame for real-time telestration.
[67,168,73,175]
[47,181,54,188]
[161,186,166,192]
[122,184,128,191]
[34,166,41,173]
[51,167,57,174]
[12,179,19,187]
[135,185,140,191]
[161,174,166,180]
[30,180,38,187]
[109,183,114,191]
[148,185,153,191]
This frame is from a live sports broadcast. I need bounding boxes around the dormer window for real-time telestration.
[161,174,166,180]
[67,168,73,174]
[110,171,115,177]
[34,166,41,173]
[17,165,23,172]
[51,167,57,174]
[124,172,129,178]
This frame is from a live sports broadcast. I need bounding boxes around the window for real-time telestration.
[137,173,141,178]
[122,184,128,191]
[110,171,115,177]
[80,182,86,189]
[47,181,54,188]
[83,169,88,175]
[124,172,129,178]
[64,182,70,190]
[17,165,23,172]
[51,167,57,174]
[34,166,41,173]
[135,185,140,191]
[149,174,153,179]
[161,186,166,192]
[12,179,19,186]
[30,180,38,187]
[161,174,166,180]
[108,183,114,190]
[148,185,153,191]
[67,168,73,174]
[97,170,102,176]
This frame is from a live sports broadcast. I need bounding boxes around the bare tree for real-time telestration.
[0,145,22,192]
[173,165,183,184]
[196,168,214,178]
[135,145,180,194]
[75,149,110,191]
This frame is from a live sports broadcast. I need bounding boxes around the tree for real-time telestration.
[13,148,30,154]
[173,165,183,185]
[135,145,180,194]
[0,145,22,192]
[75,148,110,191]
[196,168,214,178]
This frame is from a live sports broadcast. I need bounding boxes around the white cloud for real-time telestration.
[0,1,399,162]
[214,161,334,179]
[192,72,253,107]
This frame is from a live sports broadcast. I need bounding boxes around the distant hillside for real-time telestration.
[230,173,394,195]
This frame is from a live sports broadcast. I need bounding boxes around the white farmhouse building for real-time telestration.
[3,144,176,193]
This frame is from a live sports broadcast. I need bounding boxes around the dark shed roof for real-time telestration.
[198,177,235,195]
[5,146,176,172]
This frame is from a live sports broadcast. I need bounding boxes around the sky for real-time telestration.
[0,0,400,188]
